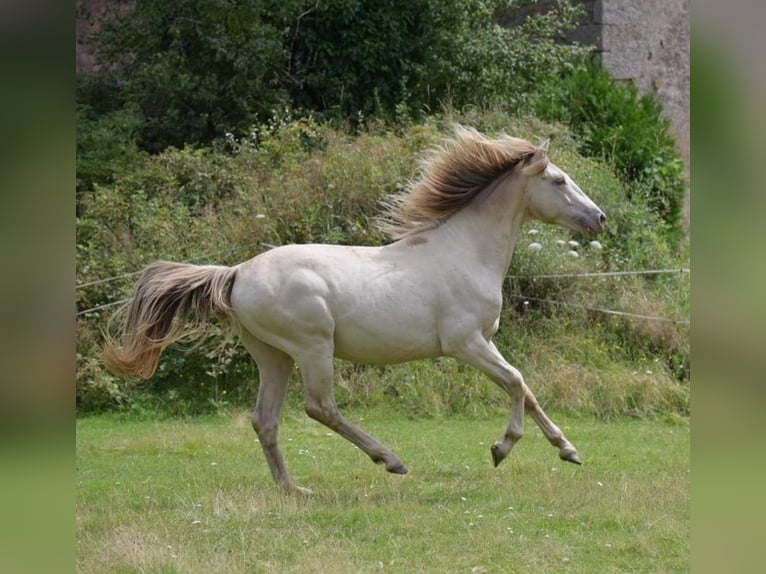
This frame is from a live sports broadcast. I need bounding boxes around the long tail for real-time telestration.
[103,261,238,379]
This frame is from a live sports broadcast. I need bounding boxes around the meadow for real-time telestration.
[76,6,690,571]
[76,113,689,573]
[76,409,689,573]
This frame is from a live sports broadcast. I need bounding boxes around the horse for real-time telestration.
[103,126,606,494]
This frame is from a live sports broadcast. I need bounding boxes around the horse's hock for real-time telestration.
[498,0,690,228]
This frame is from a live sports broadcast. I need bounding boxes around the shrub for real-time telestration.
[287,0,590,122]
[90,0,291,152]
[76,104,146,211]
[76,116,688,417]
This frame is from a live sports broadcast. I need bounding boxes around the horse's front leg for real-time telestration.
[524,389,581,464]
[450,335,580,466]
[450,335,526,466]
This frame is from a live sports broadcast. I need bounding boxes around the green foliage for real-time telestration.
[76,116,688,416]
[416,0,589,115]
[284,0,589,122]
[284,0,428,119]
[92,0,290,151]
[80,0,589,149]
[534,63,687,240]
[76,103,146,209]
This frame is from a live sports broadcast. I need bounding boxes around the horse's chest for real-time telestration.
[479,295,503,335]
[461,286,503,335]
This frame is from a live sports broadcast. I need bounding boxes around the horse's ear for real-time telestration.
[538,139,550,154]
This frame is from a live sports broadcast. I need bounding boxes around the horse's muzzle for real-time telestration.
[591,211,606,234]
[578,211,606,235]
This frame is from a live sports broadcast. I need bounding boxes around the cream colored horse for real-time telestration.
[104,126,606,494]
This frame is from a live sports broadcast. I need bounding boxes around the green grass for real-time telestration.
[77,410,689,573]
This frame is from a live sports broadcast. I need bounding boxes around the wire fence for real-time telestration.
[75,242,265,290]
[76,298,130,317]
[76,242,266,317]
[510,294,690,325]
[76,243,690,323]
[506,267,690,325]
[508,268,690,280]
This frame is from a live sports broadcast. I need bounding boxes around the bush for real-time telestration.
[534,63,686,240]
[76,116,688,417]
[90,0,291,151]
[287,0,590,122]
[76,104,146,211]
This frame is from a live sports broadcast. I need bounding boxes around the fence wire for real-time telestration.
[76,246,689,322]
[511,294,689,324]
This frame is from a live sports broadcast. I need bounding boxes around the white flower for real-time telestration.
[528,242,543,251]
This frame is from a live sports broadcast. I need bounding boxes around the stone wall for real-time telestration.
[598,0,689,170]
[498,0,689,170]
[76,0,110,75]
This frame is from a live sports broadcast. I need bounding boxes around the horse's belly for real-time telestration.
[333,320,441,365]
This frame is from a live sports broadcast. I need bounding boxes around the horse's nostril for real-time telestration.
[599,213,606,225]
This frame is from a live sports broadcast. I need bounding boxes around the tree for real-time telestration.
[93,0,290,151]
[82,0,588,150]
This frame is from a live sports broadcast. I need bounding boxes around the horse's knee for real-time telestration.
[507,365,524,386]
[497,367,525,399]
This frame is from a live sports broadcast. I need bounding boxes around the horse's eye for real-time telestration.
[553,177,566,186]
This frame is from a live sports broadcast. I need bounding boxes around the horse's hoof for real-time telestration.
[387,462,408,475]
[281,484,313,496]
[560,451,582,465]
[491,444,504,468]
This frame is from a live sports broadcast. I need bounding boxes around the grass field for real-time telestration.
[76,410,689,573]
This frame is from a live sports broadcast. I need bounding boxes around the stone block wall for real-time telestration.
[598,0,689,170]
[498,0,689,170]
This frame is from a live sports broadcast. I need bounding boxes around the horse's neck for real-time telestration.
[433,173,527,286]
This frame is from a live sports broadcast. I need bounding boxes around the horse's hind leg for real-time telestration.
[298,347,407,475]
[241,332,311,494]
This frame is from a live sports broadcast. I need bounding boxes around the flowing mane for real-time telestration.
[378,125,549,239]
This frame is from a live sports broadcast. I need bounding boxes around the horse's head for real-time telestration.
[523,144,606,235]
